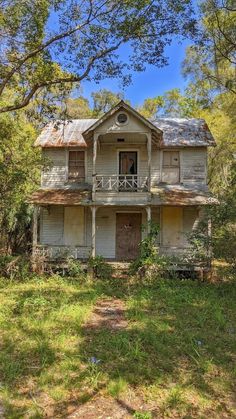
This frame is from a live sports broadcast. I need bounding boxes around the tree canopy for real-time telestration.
[0,0,196,114]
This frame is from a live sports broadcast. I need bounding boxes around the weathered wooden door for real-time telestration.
[116,213,142,260]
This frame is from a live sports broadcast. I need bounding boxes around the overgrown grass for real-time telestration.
[0,272,235,417]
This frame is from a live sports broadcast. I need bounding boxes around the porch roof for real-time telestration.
[28,189,92,205]
[151,185,219,206]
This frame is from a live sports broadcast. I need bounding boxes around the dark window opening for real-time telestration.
[117,113,128,124]
[68,151,85,183]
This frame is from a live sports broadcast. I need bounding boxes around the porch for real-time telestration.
[32,203,202,262]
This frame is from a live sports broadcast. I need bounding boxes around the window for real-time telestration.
[116,112,128,125]
[162,151,180,184]
[68,151,85,183]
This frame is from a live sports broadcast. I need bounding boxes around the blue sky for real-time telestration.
[81,39,191,107]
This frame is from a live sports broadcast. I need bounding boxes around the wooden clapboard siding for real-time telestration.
[151,149,161,186]
[181,148,207,184]
[40,206,64,245]
[96,110,150,134]
[86,147,93,183]
[41,149,67,188]
[40,145,207,189]
[183,207,199,246]
[96,143,148,178]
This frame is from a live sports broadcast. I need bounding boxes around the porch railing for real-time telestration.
[95,175,148,191]
[33,245,91,260]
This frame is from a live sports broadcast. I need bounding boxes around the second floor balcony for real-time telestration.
[95,174,148,192]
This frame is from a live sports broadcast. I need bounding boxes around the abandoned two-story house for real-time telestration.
[28,101,218,263]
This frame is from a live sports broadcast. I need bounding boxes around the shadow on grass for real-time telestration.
[0,276,236,417]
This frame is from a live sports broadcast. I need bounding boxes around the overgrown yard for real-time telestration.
[0,271,236,418]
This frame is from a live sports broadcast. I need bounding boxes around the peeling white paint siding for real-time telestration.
[151,148,161,186]
[41,149,67,188]
[40,206,64,245]
[183,207,199,246]
[181,148,207,184]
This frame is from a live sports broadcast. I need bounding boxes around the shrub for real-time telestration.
[0,255,31,279]
[88,256,113,279]
[66,258,84,277]
[129,222,169,278]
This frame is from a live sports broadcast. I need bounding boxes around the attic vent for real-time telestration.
[116,112,128,125]
[117,138,125,142]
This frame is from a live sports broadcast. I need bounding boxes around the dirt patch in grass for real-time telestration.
[84,298,128,331]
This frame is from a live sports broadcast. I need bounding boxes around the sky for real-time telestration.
[81,38,191,108]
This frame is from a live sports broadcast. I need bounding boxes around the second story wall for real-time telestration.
[41,145,207,188]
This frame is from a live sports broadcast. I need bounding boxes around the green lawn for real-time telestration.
[0,272,235,418]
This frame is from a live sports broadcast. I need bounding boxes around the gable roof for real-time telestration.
[83,100,162,136]
[34,101,216,148]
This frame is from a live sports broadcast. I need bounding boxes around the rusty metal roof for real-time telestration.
[34,119,97,148]
[28,189,92,205]
[151,185,219,206]
[151,118,216,147]
[35,112,216,148]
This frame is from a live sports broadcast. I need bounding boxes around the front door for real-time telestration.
[116,213,142,260]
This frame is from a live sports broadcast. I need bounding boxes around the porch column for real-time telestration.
[92,133,99,195]
[207,216,212,264]
[32,205,39,252]
[146,206,151,234]
[91,206,97,257]
[146,132,152,192]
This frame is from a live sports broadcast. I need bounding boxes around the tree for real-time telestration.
[64,96,92,119]
[183,0,236,94]
[137,96,163,119]
[92,89,125,117]
[0,0,197,114]
[0,110,41,253]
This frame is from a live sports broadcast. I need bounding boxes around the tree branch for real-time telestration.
[0,39,124,113]
[0,0,116,96]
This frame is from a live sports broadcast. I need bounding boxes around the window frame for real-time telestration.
[161,150,181,184]
[66,149,87,184]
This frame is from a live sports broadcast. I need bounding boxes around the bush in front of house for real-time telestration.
[129,222,170,278]
[0,255,31,280]
[66,258,85,278]
[88,255,113,279]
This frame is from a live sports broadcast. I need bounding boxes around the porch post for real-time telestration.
[92,133,99,195]
[32,205,38,252]
[207,216,212,264]
[147,132,152,192]
[91,206,97,257]
[32,205,39,271]
[146,206,151,234]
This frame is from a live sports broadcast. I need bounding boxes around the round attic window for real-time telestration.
[116,112,128,125]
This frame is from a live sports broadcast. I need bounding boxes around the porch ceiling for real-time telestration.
[28,189,92,205]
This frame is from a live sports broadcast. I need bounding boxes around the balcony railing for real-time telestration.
[95,175,148,192]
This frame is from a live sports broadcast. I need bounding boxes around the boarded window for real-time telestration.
[162,207,183,247]
[162,151,180,184]
[68,151,85,182]
[64,207,85,246]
